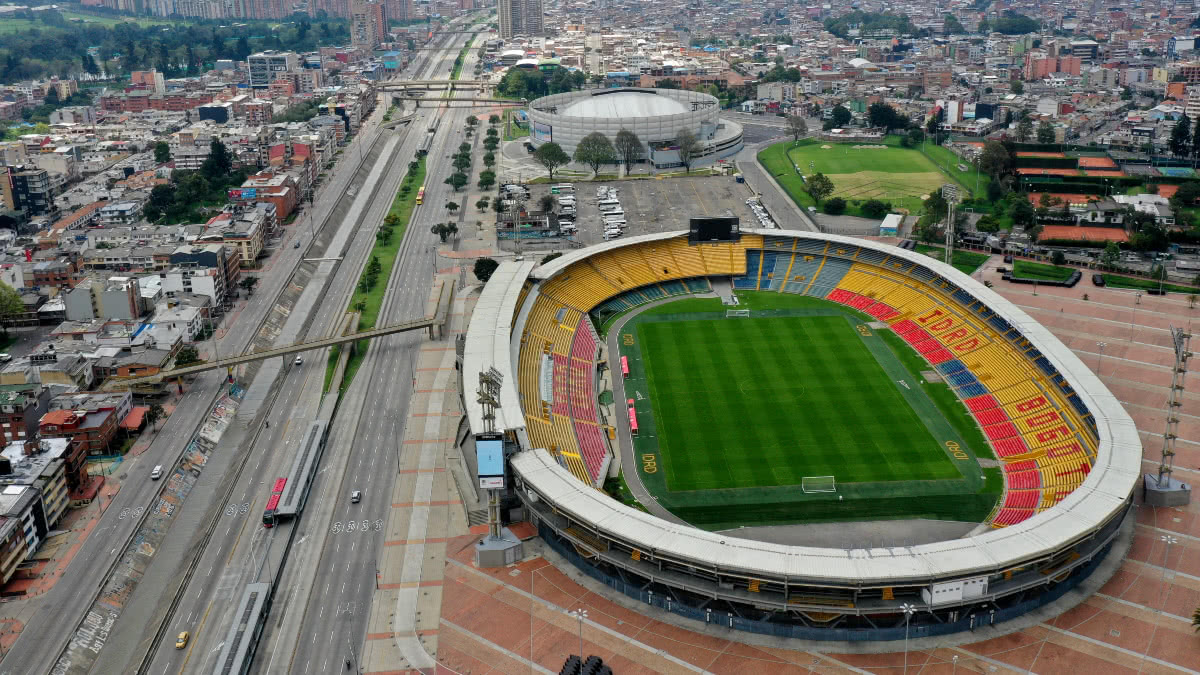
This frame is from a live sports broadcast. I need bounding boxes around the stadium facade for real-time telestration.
[525,88,744,169]
[462,230,1139,641]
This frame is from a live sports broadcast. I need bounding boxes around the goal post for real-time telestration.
[726,309,751,318]
[802,475,836,493]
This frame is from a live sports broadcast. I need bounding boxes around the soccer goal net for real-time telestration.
[726,309,751,318]
[802,476,836,493]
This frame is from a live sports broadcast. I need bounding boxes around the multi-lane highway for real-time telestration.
[0,21,482,675]
[281,31,488,675]
[125,23,484,675]
[0,61,405,675]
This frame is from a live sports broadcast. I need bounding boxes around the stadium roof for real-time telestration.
[463,260,535,435]
[510,229,1142,584]
[560,91,688,118]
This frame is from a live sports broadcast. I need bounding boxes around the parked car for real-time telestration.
[1092,274,1105,287]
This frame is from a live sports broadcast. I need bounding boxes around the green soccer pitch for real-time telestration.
[615,293,1001,530]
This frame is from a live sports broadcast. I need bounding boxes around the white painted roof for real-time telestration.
[463,260,535,434]
[560,91,688,118]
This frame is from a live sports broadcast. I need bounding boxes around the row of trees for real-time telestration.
[0,11,348,83]
[144,139,243,223]
[532,128,707,179]
[1167,114,1200,160]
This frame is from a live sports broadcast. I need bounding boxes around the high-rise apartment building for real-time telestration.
[385,0,408,23]
[351,0,388,50]
[498,0,543,39]
[247,51,299,89]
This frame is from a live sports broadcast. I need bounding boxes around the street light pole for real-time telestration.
[900,602,916,674]
[568,608,588,661]
[1096,341,1107,376]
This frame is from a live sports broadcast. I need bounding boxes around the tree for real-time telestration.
[475,198,490,211]
[488,114,500,125]
[1036,121,1056,144]
[1100,241,1120,267]
[154,141,171,164]
[868,102,904,132]
[538,195,557,212]
[1194,604,1200,632]
[452,154,471,173]
[1016,117,1033,142]
[925,191,949,221]
[970,215,997,233]
[473,257,499,283]
[861,199,890,219]
[430,222,458,242]
[823,197,847,215]
[239,276,259,294]
[175,346,201,366]
[444,172,467,191]
[1009,79,1024,95]
[806,173,835,204]
[483,152,495,168]
[1051,250,1066,266]
[613,129,644,174]
[979,140,1011,178]
[786,114,808,142]
[477,170,495,190]
[533,142,569,179]
[675,129,702,173]
[943,13,965,34]
[466,115,478,126]
[906,128,924,147]
[1171,115,1193,158]
[201,139,232,180]
[828,105,852,128]
[0,281,21,336]
[1009,197,1035,226]
[573,132,615,175]
[444,201,459,214]
[146,403,166,430]
[1150,263,1168,280]
[657,78,681,89]
[541,252,562,264]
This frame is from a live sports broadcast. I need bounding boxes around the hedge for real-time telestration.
[1015,156,1079,169]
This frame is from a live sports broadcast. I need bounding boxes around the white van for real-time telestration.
[602,231,622,240]
[151,465,163,480]
[604,219,627,229]
[557,195,576,204]
[598,202,621,213]
[550,183,575,194]
[602,210,624,220]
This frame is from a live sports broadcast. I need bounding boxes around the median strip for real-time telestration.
[324,156,427,393]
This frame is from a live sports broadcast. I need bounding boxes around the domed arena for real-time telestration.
[525,88,744,169]
[462,227,1140,641]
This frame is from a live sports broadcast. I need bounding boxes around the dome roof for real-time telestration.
[560,91,687,119]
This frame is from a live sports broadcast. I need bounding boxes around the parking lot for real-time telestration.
[521,175,766,247]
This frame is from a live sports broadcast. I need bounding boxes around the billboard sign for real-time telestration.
[531,121,552,142]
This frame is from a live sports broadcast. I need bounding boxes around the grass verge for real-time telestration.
[1100,274,1200,294]
[1012,259,1076,281]
[324,157,427,393]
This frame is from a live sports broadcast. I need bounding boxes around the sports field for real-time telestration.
[758,136,982,219]
[616,292,1001,529]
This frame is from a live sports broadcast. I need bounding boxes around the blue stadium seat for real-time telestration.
[959,382,988,398]
[953,289,974,305]
[936,359,967,375]
[949,371,979,388]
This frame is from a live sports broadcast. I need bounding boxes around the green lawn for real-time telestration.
[1100,274,1200,295]
[639,315,959,491]
[325,157,426,393]
[1012,259,1076,282]
[759,136,979,219]
[618,292,999,529]
[914,244,990,275]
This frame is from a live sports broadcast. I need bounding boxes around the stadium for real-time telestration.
[525,88,744,169]
[462,227,1140,641]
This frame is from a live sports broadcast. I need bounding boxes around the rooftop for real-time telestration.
[560,91,687,118]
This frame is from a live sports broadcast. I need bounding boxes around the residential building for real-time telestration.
[38,408,117,458]
[1,165,55,218]
[351,0,387,50]
[97,201,143,227]
[499,0,544,39]
[63,276,141,321]
[0,385,52,446]
[247,52,299,89]
[0,438,71,537]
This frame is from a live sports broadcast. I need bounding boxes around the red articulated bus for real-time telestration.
[262,477,287,528]
[620,355,629,377]
[627,398,638,436]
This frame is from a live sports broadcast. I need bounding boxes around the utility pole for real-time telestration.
[942,183,959,266]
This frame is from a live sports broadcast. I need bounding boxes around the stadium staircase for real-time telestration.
[516,235,1098,528]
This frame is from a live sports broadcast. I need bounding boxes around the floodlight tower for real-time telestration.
[942,183,959,264]
[1145,326,1193,506]
[477,368,503,538]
